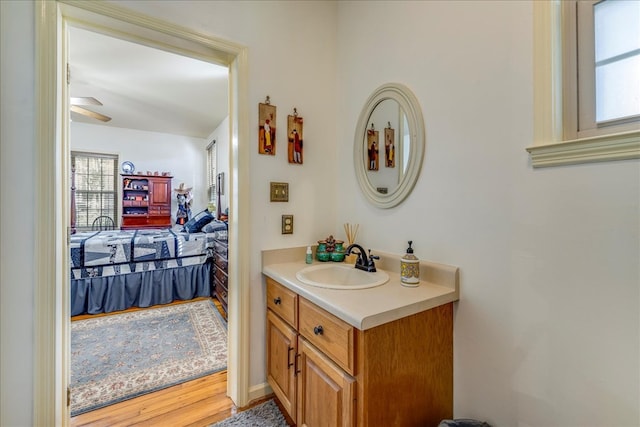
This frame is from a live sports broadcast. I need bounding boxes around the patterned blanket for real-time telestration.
[70,221,229,280]
[70,228,209,270]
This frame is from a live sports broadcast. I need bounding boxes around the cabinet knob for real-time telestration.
[313,325,324,335]
[273,297,281,305]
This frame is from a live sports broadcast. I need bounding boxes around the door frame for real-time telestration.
[34,1,251,424]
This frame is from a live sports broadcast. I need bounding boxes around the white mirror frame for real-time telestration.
[354,83,425,208]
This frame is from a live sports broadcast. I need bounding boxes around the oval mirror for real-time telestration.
[354,83,425,208]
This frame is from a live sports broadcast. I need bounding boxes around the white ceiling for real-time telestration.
[68,26,229,139]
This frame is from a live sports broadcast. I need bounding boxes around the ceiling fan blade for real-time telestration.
[70,96,103,106]
[70,105,112,122]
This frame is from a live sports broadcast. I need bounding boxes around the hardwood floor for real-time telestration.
[70,297,243,427]
[71,370,236,427]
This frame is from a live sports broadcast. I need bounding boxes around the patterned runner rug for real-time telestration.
[71,299,227,416]
[210,399,288,426]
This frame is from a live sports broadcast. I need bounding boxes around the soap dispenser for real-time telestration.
[306,246,313,264]
[401,241,420,286]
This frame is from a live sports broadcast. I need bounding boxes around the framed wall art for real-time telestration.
[367,123,379,171]
[259,97,276,155]
[287,108,304,164]
[384,125,395,168]
[217,172,224,195]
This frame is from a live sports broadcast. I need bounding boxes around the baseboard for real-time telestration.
[247,381,273,404]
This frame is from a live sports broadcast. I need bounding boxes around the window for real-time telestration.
[529,0,640,167]
[573,0,640,137]
[71,151,118,230]
[206,140,217,210]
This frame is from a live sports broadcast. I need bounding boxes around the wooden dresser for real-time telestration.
[212,228,229,318]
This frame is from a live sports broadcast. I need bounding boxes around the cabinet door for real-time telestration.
[296,337,355,427]
[267,310,297,422]
[149,178,171,206]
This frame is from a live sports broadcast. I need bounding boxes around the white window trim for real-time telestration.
[528,0,640,168]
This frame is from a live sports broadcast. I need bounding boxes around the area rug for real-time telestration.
[210,399,288,426]
[71,299,227,416]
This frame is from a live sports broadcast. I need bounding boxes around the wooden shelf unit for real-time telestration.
[121,174,172,229]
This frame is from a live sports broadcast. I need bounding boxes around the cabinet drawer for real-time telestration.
[148,207,171,216]
[266,278,298,328]
[214,252,228,271]
[123,200,147,207]
[299,297,355,375]
[214,275,228,293]
[215,286,228,306]
[213,240,228,257]
[215,267,228,287]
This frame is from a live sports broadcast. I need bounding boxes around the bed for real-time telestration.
[70,219,228,316]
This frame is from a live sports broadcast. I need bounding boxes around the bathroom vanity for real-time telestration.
[262,247,459,426]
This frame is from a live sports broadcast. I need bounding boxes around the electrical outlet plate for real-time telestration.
[282,215,293,234]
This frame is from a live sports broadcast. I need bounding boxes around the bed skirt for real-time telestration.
[71,261,211,316]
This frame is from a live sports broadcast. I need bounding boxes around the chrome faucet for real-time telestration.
[345,244,379,272]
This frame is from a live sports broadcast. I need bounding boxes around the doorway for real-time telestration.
[35,2,250,424]
[67,24,229,418]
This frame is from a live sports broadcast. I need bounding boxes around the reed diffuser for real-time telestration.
[343,223,359,264]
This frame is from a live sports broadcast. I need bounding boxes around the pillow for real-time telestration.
[182,209,214,233]
[202,219,228,234]
[202,220,228,241]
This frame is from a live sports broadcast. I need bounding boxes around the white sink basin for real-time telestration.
[296,264,389,290]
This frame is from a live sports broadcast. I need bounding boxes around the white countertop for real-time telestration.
[262,247,460,330]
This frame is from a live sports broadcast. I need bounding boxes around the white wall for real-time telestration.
[71,122,209,220]
[115,0,341,389]
[2,1,638,426]
[0,1,36,425]
[335,2,639,426]
[1,2,339,425]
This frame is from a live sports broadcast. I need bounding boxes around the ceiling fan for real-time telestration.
[70,96,112,122]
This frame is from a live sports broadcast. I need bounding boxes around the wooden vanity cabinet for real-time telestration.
[265,276,453,426]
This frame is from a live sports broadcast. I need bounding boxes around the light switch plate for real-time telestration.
[281,215,293,234]
[270,182,289,202]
